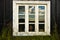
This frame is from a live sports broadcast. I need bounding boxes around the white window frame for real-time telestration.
[13,1,50,36]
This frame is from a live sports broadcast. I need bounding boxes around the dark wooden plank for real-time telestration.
[0,0,4,34]
[56,0,60,37]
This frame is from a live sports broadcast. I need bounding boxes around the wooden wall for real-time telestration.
[56,0,60,37]
[0,0,59,36]
[1,0,60,39]
[5,0,55,34]
[0,0,4,33]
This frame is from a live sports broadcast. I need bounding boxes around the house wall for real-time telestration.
[13,0,49,1]
[0,0,4,33]
[4,0,58,37]
[0,0,60,39]
[5,0,55,34]
[57,0,60,37]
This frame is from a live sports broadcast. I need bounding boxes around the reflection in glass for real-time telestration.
[39,24,44,32]
[19,24,25,32]
[39,11,45,14]
[39,6,45,10]
[38,6,45,14]
[29,24,35,32]
[28,6,35,14]
[29,15,35,23]
[19,15,25,23]
[19,6,25,14]
[39,15,45,23]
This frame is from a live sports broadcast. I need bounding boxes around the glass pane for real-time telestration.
[28,6,35,14]
[39,15,45,23]
[19,15,25,23]
[29,15,35,23]
[19,6,25,14]
[39,24,44,32]
[29,24,35,32]
[38,6,45,14]
[19,24,25,32]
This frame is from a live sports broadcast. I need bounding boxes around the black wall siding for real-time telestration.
[57,0,60,35]
[5,0,56,34]
[0,0,4,33]
[5,0,12,24]
[51,0,57,34]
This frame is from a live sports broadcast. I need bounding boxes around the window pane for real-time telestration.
[19,24,25,32]
[28,6,35,14]
[19,15,25,23]
[39,24,44,32]
[19,6,25,14]
[29,24,35,32]
[29,15,35,23]
[39,15,45,23]
[38,6,45,14]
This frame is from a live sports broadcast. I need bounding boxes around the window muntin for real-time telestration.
[13,1,50,36]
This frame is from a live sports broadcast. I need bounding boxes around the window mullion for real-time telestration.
[45,5,47,32]
[35,5,38,33]
[25,5,28,32]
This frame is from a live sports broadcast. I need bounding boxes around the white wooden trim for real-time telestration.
[13,1,50,36]
[18,14,25,15]
[14,1,50,4]
[25,5,28,32]
[13,2,18,32]
[39,14,45,15]
[13,32,50,36]
[35,5,38,33]
[47,1,50,35]
[39,23,45,24]
[29,23,35,24]
[19,23,25,24]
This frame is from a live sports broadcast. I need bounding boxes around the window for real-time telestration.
[13,1,50,36]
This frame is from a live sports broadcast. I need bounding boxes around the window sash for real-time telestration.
[13,1,50,36]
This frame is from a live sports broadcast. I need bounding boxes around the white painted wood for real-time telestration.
[44,2,50,35]
[13,1,50,36]
[19,23,25,24]
[47,1,50,35]
[29,23,35,24]
[13,32,50,36]
[18,14,25,15]
[13,1,18,34]
[25,5,29,32]
[39,23,45,24]
[15,1,50,5]
[39,14,45,15]
[45,5,47,33]
[35,5,38,33]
